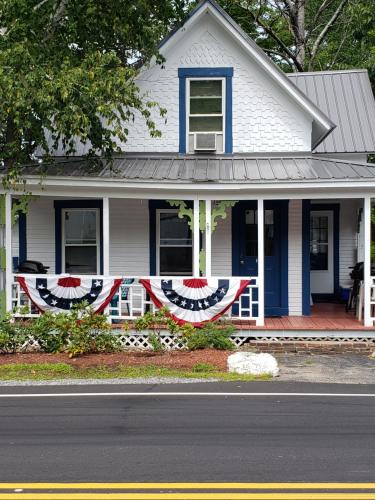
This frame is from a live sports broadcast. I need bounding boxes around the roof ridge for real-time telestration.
[313,155,375,167]
[288,69,368,77]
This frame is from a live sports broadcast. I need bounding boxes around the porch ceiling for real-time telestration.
[13,154,375,184]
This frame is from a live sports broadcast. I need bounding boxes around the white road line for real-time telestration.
[0,392,374,398]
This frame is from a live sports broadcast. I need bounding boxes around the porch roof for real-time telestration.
[17,155,375,184]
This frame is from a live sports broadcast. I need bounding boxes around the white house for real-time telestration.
[3,0,375,334]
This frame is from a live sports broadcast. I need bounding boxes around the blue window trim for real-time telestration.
[18,212,27,264]
[149,200,193,276]
[54,200,103,274]
[178,67,233,154]
[309,203,340,301]
[302,200,311,315]
[232,200,288,317]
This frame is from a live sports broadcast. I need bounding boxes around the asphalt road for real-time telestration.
[1,381,375,484]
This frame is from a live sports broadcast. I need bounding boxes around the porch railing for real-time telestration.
[11,275,261,324]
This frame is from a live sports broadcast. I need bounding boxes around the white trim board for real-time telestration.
[3,184,375,201]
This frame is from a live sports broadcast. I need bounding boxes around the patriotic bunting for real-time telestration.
[140,278,250,326]
[17,275,123,314]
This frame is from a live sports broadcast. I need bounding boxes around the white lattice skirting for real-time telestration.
[13,331,375,353]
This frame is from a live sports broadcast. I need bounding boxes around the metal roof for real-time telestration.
[19,155,375,184]
[288,70,375,154]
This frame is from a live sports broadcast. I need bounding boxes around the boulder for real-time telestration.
[227,352,279,377]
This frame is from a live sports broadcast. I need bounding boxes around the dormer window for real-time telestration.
[188,79,224,153]
[178,68,233,154]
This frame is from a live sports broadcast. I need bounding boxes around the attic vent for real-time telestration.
[194,133,217,151]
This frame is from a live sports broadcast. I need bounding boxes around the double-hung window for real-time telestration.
[187,78,224,153]
[157,210,192,276]
[62,209,100,274]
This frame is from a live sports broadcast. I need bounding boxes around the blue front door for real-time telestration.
[233,200,288,317]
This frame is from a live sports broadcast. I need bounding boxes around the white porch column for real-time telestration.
[364,196,372,326]
[102,196,110,276]
[257,198,265,326]
[205,199,212,277]
[193,198,200,277]
[5,193,12,312]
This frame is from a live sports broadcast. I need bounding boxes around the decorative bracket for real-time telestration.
[166,200,194,230]
[211,201,237,232]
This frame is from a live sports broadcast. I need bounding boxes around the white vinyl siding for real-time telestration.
[109,199,149,276]
[288,200,303,316]
[212,209,232,276]
[26,197,55,271]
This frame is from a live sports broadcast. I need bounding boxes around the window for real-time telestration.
[178,68,233,154]
[187,78,224,153]
[62,209,100,274]
[310,214,329,271]
[245,209,275,257]
[157,210,192,276]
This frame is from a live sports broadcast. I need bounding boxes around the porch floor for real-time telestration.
[234,303,374,330]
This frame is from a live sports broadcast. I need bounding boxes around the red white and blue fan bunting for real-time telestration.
[17,275,123,314]
[140,278,250,326]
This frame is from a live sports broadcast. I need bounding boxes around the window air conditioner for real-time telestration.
[194,133,217,151]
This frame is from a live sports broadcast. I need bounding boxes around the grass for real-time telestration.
[0,363,272,382]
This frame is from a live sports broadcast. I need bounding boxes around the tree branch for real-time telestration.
[33,0,51,11]
[263,48,296,70]
[42,0,69,41]
[308,0,349,70]
[245,5,303,71]
[311,0,335,27]
[280,0,294,11]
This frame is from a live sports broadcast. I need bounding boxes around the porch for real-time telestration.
[2,156,375,331]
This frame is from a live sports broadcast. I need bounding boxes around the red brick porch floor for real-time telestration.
[233,303,374,330]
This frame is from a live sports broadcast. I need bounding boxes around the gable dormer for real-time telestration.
[119,0,333,156]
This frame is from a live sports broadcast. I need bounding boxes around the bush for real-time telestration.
[30,312,66,353]
[28,303,121,357]
[134,307,170,352]
[133,309,235,351]
[181,322,235,351]
[0,314,31,353]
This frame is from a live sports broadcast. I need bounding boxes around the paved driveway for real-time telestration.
[276,353,375,384]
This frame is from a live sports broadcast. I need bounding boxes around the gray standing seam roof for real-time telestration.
[19,155,375,183]
[288,70,375,154]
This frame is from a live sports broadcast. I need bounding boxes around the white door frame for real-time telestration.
[310,210,335,295]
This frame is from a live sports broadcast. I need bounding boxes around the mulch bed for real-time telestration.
[0,349,230,370]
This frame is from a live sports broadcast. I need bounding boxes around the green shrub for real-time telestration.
[25,303,122,357]
[0,314,31,353]
[93,331,121,354]
[148,332,164,353]
[181,322,235,351]
[134,307,172,352]
[56,304,120,357]
[30,312,66,353]
[133,309,235,351]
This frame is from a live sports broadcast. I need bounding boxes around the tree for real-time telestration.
[216,0,375,75]
[0,0,186,185]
